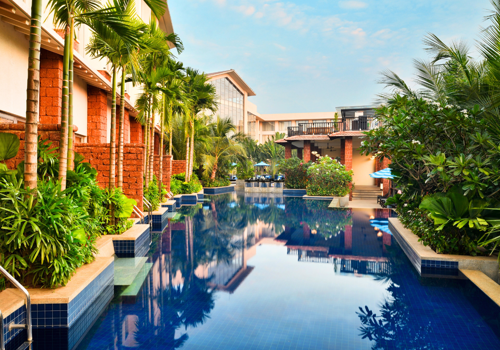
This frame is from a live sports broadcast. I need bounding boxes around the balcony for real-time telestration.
[287,117,378,137]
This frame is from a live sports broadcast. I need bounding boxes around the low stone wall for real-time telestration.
[0,123,77,169]
[75,143,144,210]
[172,160,186,175]
[389,218,499,282]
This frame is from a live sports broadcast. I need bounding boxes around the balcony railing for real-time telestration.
[287,117,378,137]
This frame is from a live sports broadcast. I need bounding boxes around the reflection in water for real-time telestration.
[76,192,500,350]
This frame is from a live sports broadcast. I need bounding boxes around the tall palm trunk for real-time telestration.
[185,135,190,182]
[24,0,43,192]
[168,106,173,192]
[67,17,75,170]
[144,104,150,187]
[58,26,71,190]
[189,119,195,181]
[159,94,165,195]
[149,100,155,183]
[211,157,218,181]
[117,66,126,189]
[109,65,117,190]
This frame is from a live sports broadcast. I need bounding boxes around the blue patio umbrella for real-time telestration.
[255,161,270,167]
[370,168,394,179]
[231,162,237,166]
[369,219,392,235]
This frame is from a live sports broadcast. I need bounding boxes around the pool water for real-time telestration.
[75,193,500,350]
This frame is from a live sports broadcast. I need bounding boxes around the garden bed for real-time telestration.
[389,218,499,282]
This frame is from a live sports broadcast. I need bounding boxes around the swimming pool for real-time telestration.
[74,193,500,350]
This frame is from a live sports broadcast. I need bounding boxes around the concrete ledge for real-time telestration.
[283,189,307,197]
[204,185,235,195]
[0,289,25,318]
[8,257,114,305]
[389,218,499,282]
[461,269,500,306]
[161,199,177,212]
[173,193,199,207]
[95,236,115,258]
[112,224,151,257]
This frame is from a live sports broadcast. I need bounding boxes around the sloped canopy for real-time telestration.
[370,168,394,179]
[255,162,270,166]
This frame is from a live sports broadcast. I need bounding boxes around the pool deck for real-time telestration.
[347,199,382,209]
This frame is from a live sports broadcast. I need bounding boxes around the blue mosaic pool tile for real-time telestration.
[2,305,27,350]
[32,283,113,350]
[161,202,176,212]
[283,189,307,197]
[390,220,460,277]
[197,192,204,201]
[113,226,151,258]
[30,261,114,332]
[204,186,235,195]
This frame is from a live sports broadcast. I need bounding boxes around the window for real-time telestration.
[209,78,244,133]
[278,121,292,130]
[261,122,275,132]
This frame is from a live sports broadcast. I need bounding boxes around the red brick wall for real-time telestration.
[172,160,186,175]
[39,49,63,125]
[87,86,108,143]
[344,225,352,251]
[115,108,131,144]
[75,143,145,210]
[130,117,142,144]
[0,124,73,169]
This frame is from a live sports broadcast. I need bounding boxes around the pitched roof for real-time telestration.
[206,69,256,96]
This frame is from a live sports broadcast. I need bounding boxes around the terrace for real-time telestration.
[287,117,379,137]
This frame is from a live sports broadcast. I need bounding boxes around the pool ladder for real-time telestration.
[0,265,32,350]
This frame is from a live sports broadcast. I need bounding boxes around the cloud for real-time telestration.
[274,43,287,51]
[339,1,368,9]
[214,0,226,6]
[235,5,255,16]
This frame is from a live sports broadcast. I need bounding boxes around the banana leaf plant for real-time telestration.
[0,133,20,178]
[419,186,500,231]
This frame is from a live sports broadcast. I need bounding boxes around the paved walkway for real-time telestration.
[347,199,382,209]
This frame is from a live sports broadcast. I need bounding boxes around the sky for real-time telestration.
[168,0,493,114]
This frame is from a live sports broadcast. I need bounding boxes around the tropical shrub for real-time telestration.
[203,177,230,188]
[361,97,500,255]
[0,135,137,288]
[171,172,203,195]
[0,179,97,288]
[236,160,255,180]
[278,157,312,189]
[144,175,161,210]
[306,156,353,197]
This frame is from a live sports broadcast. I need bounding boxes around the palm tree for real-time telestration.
[86,3,146,190]
[48,0,139,189]
[24,0,43,191]
[260,132,285,176]
[159,60,187,193]
[202,117,245,181]
[183,69,218,182]
[135,20,183,186]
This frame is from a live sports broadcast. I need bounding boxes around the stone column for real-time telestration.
[129,117,143,143]
[341,137,353,200]
[39,49,63,125]
[285,143,292,159]
[303,141,311,162]
[87,86,108,143]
